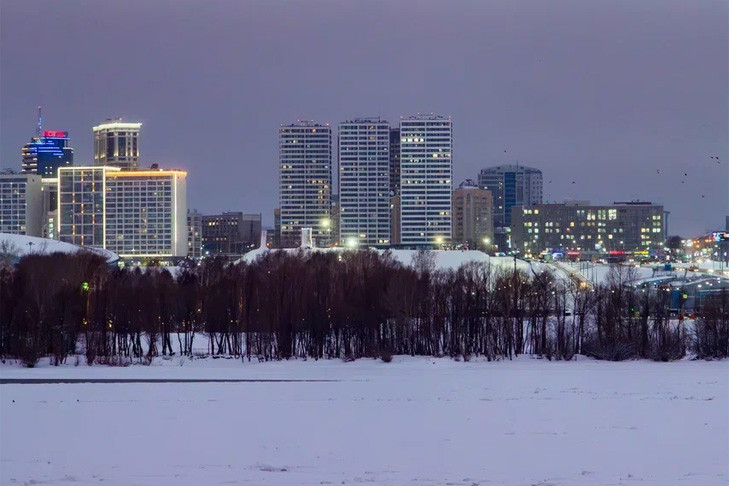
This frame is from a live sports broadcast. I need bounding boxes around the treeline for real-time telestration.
[0,250,727,367]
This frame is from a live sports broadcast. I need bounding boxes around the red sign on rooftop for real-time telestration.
[43,130,68,138]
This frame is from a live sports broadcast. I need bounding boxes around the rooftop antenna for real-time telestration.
[36,105,42,137]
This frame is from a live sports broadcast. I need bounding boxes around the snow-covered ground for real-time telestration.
[1,357,726,486]
[0,232,118,263]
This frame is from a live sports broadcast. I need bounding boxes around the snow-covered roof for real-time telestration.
[0,233,119,264]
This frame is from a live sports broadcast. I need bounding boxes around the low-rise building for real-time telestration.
[201,212,261,257]
[511,200,665,256]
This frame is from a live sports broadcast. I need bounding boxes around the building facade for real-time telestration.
[390,195,401,245]
[41,178,58,239]
[338,118,391,247]
[330,195,340,247]
[389,127,401,196]
[279,121,332,247]
[511,200,665,256]
[399,115,453,246]
[21,131,74,177]
[201,212,262,257]
[478,164,543,238]
[58,166,187,258]
[187,210,203,258]
[93,119,141,170]
[0,173,43,236]
[452,179,493,249]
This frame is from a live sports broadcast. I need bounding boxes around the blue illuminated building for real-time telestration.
[22,130,74,177]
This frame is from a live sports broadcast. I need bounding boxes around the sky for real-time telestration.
[1,0,727,236]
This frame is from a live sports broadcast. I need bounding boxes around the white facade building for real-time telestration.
[58,166,187,258]
[279,121,332,247]
[0,173,43,236]
[399,115,453,246]
[93,119,141,170]
[338,118,391,247]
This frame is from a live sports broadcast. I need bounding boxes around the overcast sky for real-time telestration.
[1,0,727,235]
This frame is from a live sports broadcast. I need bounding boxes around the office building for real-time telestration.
[452,179,493,249]
[187,210,203,258]
[511,200,665,256]
[58,166,187,258]
[478,164,543,245]
[399,114,453,246]
[0,173,43,236]
[21,131,74,177]
[201,212,261,257]
[338,118,391,247]
[279,121,332,247]
[93,119,141,170]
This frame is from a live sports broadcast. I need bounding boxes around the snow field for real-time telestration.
[1,357,727,485]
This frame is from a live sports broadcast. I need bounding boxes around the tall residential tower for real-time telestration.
[279,121,332,247]
[399,114,453,246]
[338,118,391,247]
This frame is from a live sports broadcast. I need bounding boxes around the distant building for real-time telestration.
[93,119,141,170]
[399,114,453,247]
[452,179,493,249]
[58,166,188,258]
[330,195,340,247]
[338,118,391,247]
[389,127,401,196]
[273,208,281,248]
[41,178,58,239]
[187,210,203,258]
[201,212,262,257]
[0,173,43,236]
[21,131,74,177]
[279,121,332,247]
[511,200,665,256]
[478,164,542,248]
[390,195,401,245]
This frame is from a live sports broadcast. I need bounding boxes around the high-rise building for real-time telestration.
[389,128,401,196]
[187,210,203,259]
[511,200,665,256]
[20,107,74,177]
[477,164,543,229]
[279,121,332,247]
[58,166,187,258]
[93,119,141,170]
[0,173,43,236]
[201,212,261,257]
[452,179,493,249]
[338,118,391,247]
[399,114,453,247]
[21,132,74,177]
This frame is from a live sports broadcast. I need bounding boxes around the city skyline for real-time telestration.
[1,0,727,236]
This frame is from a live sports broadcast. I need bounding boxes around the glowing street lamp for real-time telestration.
[346,237,358,249]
